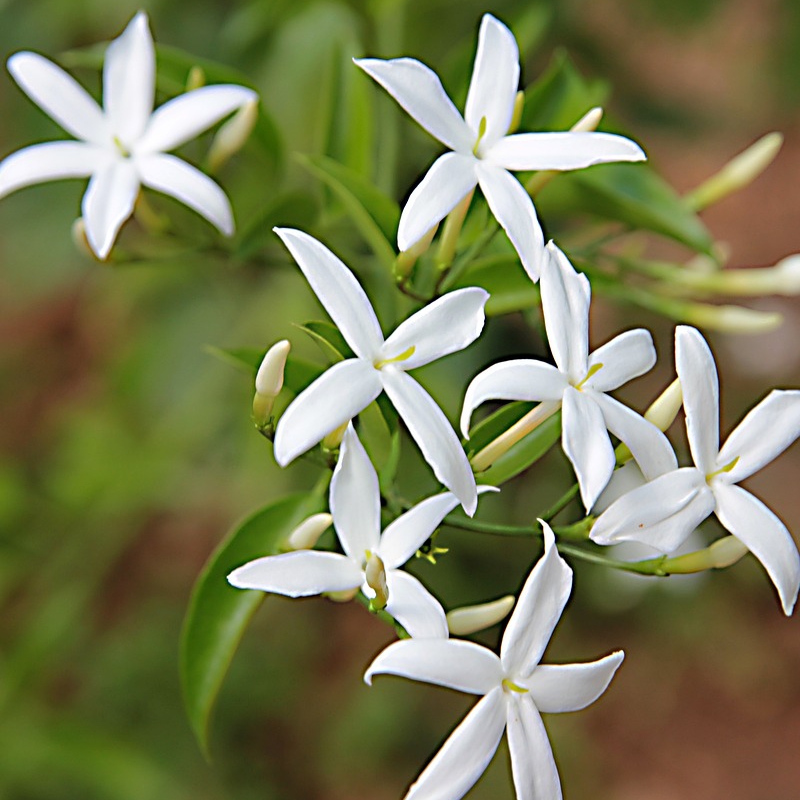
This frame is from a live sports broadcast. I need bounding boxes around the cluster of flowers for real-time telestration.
[2,10,799,800]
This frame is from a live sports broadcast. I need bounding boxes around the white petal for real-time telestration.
[506,695,562,800]
[381,286,488,370]
[385,570,448,639]
[590,468,715,553]
[354,57,473,153]
[465,14,519,150]
[8,52,108,145]
[476,162,544,281]
[379,492,461,569]
[137,153,233,235]
[137,85,257,154]
[81,158,140,259]
[405,688,506,800]
[365,639,503,693]
[675,326,719,474]
[330,425,381,561]
[501,526,572,677]
[273,359,383,466]
[227,550,362,596]
[397,152,477,251]
[103,11,154,145]
[592,393,677,481]
[381,369,477,515]
[0,142,106,197]
[586,329,656,392]
[713,483,800,616]
[273,228,384,360]
[460,360,567,437]
[540,243,590,380]
[561,388,616,512]
[717,390,800,483]
[487,131,645,171]
[523,650,624,713]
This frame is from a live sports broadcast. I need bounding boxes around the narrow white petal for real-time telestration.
[487,131,645,171]
[137,85,257,154]
[590,468,715,553]
[8,52,108,145]
[365,639,503,693]
[506,695,562,800]
[273,228,384,360]
[501,526,572,677]
[81,158,140,259]
[460,360,567,437]
[561,388,616,512]
[586,329,656,392]
[717,390,800,483]
[354,58,473,153]
[397,152,477,251]
[385,570,448,639]
[465,14,519,150]
[381,286,488,370]
[405,688,506,800]
[330,425,381,561]
[675,326,719,474]
[592,393,677,480]
[381,369,477,515]
[379,492,460,569]
[476,163,544,281]
[523,651,624,713]
[137,153,233,235]
[540,243,590,380]
[0,142,106,198]
[273,359,382,466]
[713,483,800,615]
[103,11,154,144]
[227,550,362,596]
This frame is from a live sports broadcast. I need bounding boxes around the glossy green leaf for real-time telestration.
[180,492,323,757]
[296,154,399,269]
[476,411,562,486]
[296,320,354,363]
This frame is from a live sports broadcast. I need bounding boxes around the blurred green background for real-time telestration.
[1,0,800,798]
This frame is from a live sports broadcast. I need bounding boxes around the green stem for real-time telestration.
[537,482,580,523]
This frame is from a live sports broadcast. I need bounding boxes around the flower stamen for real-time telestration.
[502,678,528,694]
[374,345,416,370]
[576,362,604,391]
[706,456,740,482]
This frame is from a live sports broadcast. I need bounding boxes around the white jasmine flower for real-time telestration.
[591,325,800,615]
[355,13,645,280]
[0,12,257,258]
[365,524,623,800]
[272,228,488,515]
[230,425,493,638]
[461,242,676,511]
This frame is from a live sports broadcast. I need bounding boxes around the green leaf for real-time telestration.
[180,493,323,757]
[296,154,399,269]
[477,412,562,486]
[204,346,322,395]
[453,256,540,316]
[465,401,537,456]
[296,320,354,363]
[540,162,715,255]
[236,191,319,260]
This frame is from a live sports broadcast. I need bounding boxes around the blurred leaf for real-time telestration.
[296,154,399,269]
[522,50,610,131]
[358,401,393,474]
[236,191,319,259]
[477,412,562,485]
[296,320,354,363]
[204,346,322,394]
[540,162,715,255]
[454,256,540,315]
[180,492,323,757]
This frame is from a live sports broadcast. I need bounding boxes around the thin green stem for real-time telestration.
[537,482,580,523]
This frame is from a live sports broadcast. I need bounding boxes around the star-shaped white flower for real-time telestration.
[591,325,800,615]
[0,12,257,258]
[461,242,676,511]
[355,13,645,281]
[273,227,488,515]
[230,425,486,638]
[365,523,623,800]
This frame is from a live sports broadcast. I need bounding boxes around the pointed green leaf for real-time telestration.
[465,401,537,455]
[236,191,319,260]
[296,320,355,363]
[180,493,323,757]
[204,346,322,395]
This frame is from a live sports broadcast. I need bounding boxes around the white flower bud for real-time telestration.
[207,99,259,174]
[447,595,515,636]
[365,552,389,610]
[571,106,603,133]
[285,513,332,551]
[683,303,782,334]
[644,378,683,432]
[186,65,206,92]
[708,536,749,569]
[255,340,290,397]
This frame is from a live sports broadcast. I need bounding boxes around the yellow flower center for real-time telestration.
[374,345,416,370]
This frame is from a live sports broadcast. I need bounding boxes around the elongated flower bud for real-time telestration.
[208,99,259,174]
[186,65,206,92]
[253,340,290,427]
[321,420,349,451]
[571,106,603,133]
[682,302,782,334]
[365,552,389,611]
[644,378,683,432]
[507,91,525,135]
[447,595,515,636]
[285,513,332,551]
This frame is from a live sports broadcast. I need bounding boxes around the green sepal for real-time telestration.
[180,491,325,758]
